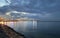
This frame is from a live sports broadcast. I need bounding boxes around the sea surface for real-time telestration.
[37,21,60,38]
[7,21,60,38]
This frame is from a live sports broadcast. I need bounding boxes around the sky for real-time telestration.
[0,0,60,21]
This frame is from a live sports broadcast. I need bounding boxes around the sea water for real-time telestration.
[7,21,60,38]
[37,21,60,38]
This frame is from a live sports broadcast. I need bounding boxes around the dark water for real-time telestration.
[14,21,60,38]
[37,22,60,38]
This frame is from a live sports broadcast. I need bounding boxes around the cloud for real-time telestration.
[0,0,11,7]
[0,0,60,20]
[5,11,51,20]
[0,0,60,13]
[1,0,60,14]
[5,11,38,18]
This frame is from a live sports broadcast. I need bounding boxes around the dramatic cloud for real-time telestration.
[1,0,60,13]
[0,0,60,20]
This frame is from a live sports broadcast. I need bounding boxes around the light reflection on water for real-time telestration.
[6,21,37,38]
[5,21,60,38]
[6,21,37,32]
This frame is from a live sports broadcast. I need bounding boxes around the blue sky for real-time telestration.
[0,0,60,21]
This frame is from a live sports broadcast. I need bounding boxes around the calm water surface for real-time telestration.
[7,21,60,38]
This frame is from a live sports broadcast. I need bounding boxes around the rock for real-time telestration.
[0,24,25,38]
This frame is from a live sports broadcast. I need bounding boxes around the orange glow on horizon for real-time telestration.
[0,22,4,24]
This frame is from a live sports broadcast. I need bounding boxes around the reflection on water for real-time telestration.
[6,21,37,38]
[7,21,37,32]
[5,21,60,38]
